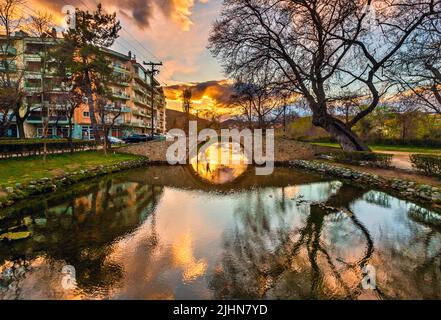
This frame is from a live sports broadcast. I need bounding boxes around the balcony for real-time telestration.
[112,91,131,100]
[134,85,147,95]
[134,74,151,87]
[134,97,149,107]
[121,106,131,113]
[24,84,42,93]
[0,46,17,56]
[131,120,143,127]
[25,71,42,79]
[112,64,130,74]
[49,87,63,93]
[105,104,131,113]
[24,53,42,61]
[0,61,17,72]
[26,115,69,124]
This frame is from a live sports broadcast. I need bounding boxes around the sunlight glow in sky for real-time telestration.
[29,0,229,113]
[30,0,224,84]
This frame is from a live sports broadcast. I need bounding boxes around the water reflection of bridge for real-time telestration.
[123,165,336,192]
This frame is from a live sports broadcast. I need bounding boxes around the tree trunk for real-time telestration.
[16,116,26,139]
[313,114,370,151]
[103,126,108,155]
[68,117,74,154]
[84,69,100,141]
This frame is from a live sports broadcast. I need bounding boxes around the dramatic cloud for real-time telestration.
[29,0,223,83]
[164,80,240,116]
[28,0,228,114]
[30,0,203,30]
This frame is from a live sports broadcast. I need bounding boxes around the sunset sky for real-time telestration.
[29,0,233,114]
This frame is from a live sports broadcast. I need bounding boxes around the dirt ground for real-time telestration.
[376,151,414,170]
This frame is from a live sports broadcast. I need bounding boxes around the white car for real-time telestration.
[107,136,126,144]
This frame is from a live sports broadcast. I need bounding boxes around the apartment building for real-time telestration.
[0,31,167,139]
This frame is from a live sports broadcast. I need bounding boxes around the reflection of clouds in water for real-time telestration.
[1,168,441,299]
[172,233,207,282]
[190,142,249,184]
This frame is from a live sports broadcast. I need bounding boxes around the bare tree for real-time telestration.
[182,88,192,133]
[229,79,288,129]
[386,95,423,140]
[209,0,440,151]
[328,92,366,125]
[96,96,122,155]
[0,0,25,138]
[27,11,56,161]
[56,88,82,153]
[393,14,441,114]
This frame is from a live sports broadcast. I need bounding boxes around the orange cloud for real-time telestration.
[29,0,207,31]
[164,80,240,116]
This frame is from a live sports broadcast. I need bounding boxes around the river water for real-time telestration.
[0,163,440,299]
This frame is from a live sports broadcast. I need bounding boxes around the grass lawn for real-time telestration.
[0,151,143,188]
[311,142,441,154]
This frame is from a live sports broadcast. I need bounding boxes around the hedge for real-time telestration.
[410,154,441,177]
[305,137,441,148]
[369,138,441,148]
[333,151,393,168]
[0,139,98,158]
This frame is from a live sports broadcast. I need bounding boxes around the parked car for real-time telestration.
[123,134,150,143]
[152,133,166,141]
[102,136,125,145]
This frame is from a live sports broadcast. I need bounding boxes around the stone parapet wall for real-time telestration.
[117,139,335,163]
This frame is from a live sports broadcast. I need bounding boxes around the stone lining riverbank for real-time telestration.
[0,158,149,209]
[290,160,441,205]
[2,157,440,210]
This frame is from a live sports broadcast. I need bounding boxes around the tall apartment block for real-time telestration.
[0,31,167,139]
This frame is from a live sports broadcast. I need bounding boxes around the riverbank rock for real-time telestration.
[0,158,149,210]
[290,160,441,205]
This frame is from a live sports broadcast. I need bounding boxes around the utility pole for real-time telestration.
[143,61,162,135]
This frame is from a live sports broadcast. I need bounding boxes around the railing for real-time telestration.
[0,61,17,72]
[134,84,148,95]
[0,139,98,159]
[104,105,131,113]
[131,120,143,126]
[24,84,42,92]
[0,46,17,56]
[24,52,42,61]
[112,91,131,100]
[112,64,130,73]
[134,97,149,107]
[25,115,69,124]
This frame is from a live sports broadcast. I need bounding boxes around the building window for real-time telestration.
[83,111,90,117]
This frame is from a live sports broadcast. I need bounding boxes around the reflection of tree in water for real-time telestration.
[376,205,441,299]
[362,192,391,208]
[210,185,374,299]
[0,176,163,298]
[210,183,441,299]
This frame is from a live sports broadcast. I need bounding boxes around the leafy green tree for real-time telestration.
[61,4,121,141]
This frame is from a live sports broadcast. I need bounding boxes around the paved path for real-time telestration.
[376,151,414,170]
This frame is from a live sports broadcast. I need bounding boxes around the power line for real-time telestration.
[81,0,184,86]
[23,0,183,87]
[77,0,173,86]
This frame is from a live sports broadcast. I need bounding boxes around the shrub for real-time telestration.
[370,138,441,149]
[306,137,441,149]
[410,154,441,177]
[0,139,98,158]
[333,151,393,168]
